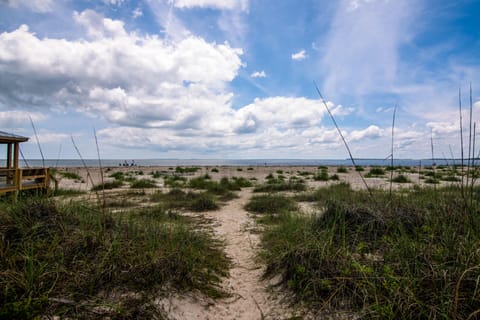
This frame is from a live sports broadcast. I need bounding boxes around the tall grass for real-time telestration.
[0,197,229,318]
[260,184,480,319]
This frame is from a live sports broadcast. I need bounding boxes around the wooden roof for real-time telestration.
[0,131,29,143]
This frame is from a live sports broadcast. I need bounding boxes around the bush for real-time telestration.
[391,174,411,183]
[314,169,329,181]
[336,166,348,173]
[245,194,298,215]
[91,180,123,191]
[254,179,306,192]
[130,179,157,188]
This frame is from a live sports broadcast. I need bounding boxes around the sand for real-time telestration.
[52,165,440,319]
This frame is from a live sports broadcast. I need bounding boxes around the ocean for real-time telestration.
[19,158,457,168]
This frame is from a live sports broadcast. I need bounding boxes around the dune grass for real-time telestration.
[260,183,480,319]
[254,176,306,192]
[0,197,229,319]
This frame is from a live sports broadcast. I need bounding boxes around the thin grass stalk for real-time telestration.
[314,82,372,196]
[55,143,62,168]
[19,147,29,168]
[469,122,476,208]
[29,115,45,168]
[389,106,397,201]
[431,129,437,193]
[467,84,474,193]
[459,88,465,199]
[71,136,102,208]
[94,128,107,218]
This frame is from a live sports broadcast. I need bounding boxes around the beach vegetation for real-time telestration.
[336,166,348,173]
[151,189,219,212]
[254,177,306,192]
[59,171,82,180]
[365,167,385,177]
[0,197,229,319]
[91,180,123,191]
[175,166,200,173]
[130,179,157,189]
[391,174,411,183]
[260,184,480,319]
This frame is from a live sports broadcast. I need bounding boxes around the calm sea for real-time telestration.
[19,158,455,168]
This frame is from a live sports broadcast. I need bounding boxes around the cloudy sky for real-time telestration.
[0,0,479,159]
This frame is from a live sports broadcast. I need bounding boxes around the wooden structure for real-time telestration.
[0,131,52,195]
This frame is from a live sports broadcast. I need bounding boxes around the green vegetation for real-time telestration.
[175,166,200,173]
[254,177,306,192]
[151,189,219,212]
[152,170,162,178]
[59,171,82,180]
[365,167,385,177]
[91,180,123,191]
[260,184,480,319]
[245,194,298,215]
[0,198,229,319]
[130,178,157,188]
[355,166,365,172]
[314,168,329,181]
[391,174,411,183]
[336,166,348,173]
[50,188,86,197]
[163,175,188,188]
[211,168,219,173]
[187,176,252,197]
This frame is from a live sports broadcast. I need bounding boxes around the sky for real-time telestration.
[0,0,479,160]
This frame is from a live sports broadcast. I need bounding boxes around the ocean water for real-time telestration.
[19,158,454,168]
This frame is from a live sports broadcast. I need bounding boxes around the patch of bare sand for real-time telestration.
[158,188,300,320]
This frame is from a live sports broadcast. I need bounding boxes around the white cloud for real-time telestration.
[169,0,248,11]
[103,0,125,5]
[250,71,266,78]
[132,7,143,19]
[0,111,46,129]
[3,0,53,12]
[73,10,128,39]
[349,125,383,141]
[320,0,418,96]
[291,50,307,61]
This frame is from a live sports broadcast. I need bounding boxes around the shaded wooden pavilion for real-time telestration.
[0,131,52,195]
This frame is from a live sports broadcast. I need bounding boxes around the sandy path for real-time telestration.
[160,188,296,319]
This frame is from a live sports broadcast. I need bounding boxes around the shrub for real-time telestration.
[314,169,329,181]
[91,180,123,191]
[336,166,348,173]
[391,174,411,183]
[245,194,298,215]
[130,179,157,188]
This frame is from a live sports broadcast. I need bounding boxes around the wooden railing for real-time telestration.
[0,167,51,193]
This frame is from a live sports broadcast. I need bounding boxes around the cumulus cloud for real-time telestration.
[348,125,383,141]
[250,71,266,78]
[291,50,307,61]
[0,14,243,128]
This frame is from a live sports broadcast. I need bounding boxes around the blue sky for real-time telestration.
[0,0,479,159]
